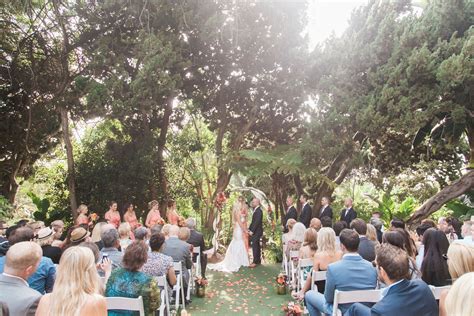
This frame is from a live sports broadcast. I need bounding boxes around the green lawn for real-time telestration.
[186,263,293,315]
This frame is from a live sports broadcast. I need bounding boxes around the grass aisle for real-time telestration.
[187,263,292,315]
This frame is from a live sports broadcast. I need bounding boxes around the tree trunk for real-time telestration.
[60,106,78,218]
[407,170,474,225]
[467,123,474,169]
[156,95,174,216]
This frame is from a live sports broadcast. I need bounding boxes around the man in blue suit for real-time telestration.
[305,229,378,316]
[345,244,438,316]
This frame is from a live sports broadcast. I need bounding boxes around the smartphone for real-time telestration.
[101,253,109,264]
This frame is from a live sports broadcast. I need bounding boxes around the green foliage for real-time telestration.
[0,196,14,221]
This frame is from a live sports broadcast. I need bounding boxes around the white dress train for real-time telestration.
[208,223,249,273]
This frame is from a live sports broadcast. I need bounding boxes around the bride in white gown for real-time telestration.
[208,198,250,272]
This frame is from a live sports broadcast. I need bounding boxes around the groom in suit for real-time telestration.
[299,194,312,228]
[282,196,297,233]
[340,198,357,225]
[319,196,333,220]
[248,197,263,268]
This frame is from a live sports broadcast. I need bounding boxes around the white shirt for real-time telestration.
[382,279,404,297]
[345,208,351,216]
[2,272,28,286]
[343,253,360,258]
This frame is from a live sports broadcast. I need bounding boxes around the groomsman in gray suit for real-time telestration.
[0,241,43,316]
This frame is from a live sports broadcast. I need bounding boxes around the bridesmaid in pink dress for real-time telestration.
[104,201,121,228]
[166,200,179,226]
[145,200,163,228]
[75,204,90,226]
[123,203,140,230]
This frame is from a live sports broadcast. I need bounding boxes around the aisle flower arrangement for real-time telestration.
[195,277,208,298]
[276,273,288,295]
[283,301,303,316]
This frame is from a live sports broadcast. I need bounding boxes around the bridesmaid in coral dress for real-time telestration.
[123,203,140,230]
[104,201,121,228]
[75,204,90,226]
[145,200,163,228]
[166,200,179,226]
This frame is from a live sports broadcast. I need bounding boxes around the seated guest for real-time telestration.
[297,227,342,297]
[304,229,377,316]
[390,218,405,230]
[310,218,322,232]
[142,233,177,299]
[382,230,420,279]
[299,228,318,259]
[50,220,65,248]
[151,224,163,235]
[0,226,56,294]
[118,222,132,250]
[286,222,306,260]
[36,227,62,264]
[283,219,297,251]
[366,224,379,245]
[99,228,123,270]
[0,241,42,315]
[439,243,474,316]
[415,222,432,269]
[161,224,172,239]
[421,228,450,286]
[457,220,473,244]
[186,218,208,279]
[444,272,474,316]
[350,219,376,262]
[346,244,438,316]
[134,226,149,242]
[93,222,114,250]
[162,225,192,289]
[105,241,160,315]
[36,247,107,316]
[63,226,91,250]
[333,221,347,250]
[79,241,112,286]
[421,218,437,227]
[178,227,191,243]
[320,216,332,228]
[369,218,383,243]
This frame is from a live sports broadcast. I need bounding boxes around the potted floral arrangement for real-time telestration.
[195,277,208,298]
[283,301,303,316]
[276,273,287,295]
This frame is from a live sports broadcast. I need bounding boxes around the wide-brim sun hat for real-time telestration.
[70,227,90,242]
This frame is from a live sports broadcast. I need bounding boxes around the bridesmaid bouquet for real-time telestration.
[89,213,99,222]
[283,301,303,316]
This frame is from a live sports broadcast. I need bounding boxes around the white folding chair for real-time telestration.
[429,285,451,300]
[106,296,145,316]
[187,268,193,301]
[193,246,201,277]
[311,270,327,291]
[282,251,289,278]
[332,289,382,316]
[298,258,313,292]
[289,250,299,287]
[156,275,170,316]
[173,261,186,310]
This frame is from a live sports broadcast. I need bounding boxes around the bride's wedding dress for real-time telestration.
[208,218,250,273]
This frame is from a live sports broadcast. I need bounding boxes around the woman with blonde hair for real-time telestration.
[283,218,297,251]
[445,272,474,316]
[161,223,171,238]
[439,243,474,316]
[296,227,342,298]
[90,222,106,243]
[118,222,132,250]
[285,222,306,259]
[145,200,163,228]
[366,223,379,244]
[104,201,120,229]
[75,204,90,226]
[36,247,106,316]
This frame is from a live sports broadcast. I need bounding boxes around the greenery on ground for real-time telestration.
[1,0,473,240]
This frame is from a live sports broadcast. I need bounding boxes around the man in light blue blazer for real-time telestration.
[345,244,438,316]
[305,229,378,316]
